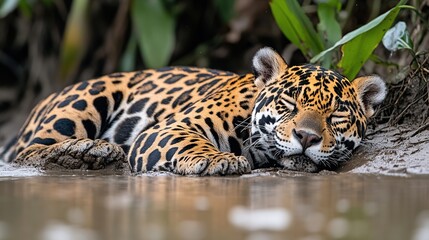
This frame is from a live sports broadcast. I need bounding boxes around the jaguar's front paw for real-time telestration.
[176,153,251,176]
[15,139,126,170]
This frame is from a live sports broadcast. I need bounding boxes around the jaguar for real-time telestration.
[0,47,386,175]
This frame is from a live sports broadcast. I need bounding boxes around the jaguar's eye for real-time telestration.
[279,97,296,111]
[329,113,349,124]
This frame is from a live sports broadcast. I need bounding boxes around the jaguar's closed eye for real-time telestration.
[279,98,296,110]
[330,114,349,124]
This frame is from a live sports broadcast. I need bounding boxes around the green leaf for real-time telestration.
[317,0,341,47]
[270,0,324,58]
[316,0,342,67]
[338,8,404,79]
[311,1,408,79]
[59,0,89,82]
[131,0,175,68]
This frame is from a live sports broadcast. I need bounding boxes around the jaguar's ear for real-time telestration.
[252,47,288,88]
[352,75,387,118]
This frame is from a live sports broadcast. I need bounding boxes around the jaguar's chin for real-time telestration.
[277,155,320,173]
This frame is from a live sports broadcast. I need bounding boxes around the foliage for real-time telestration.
[59,0,88,83]
[131,0,175,68]
[270,0,410,79]
[270,0,324,60]
[0,0,236,80]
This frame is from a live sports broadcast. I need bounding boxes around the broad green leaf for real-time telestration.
[337,5,404,79]
[0,0,18,18]
[311,5,402,63]
[316,0,341,47]
[311,0,408,79]
[316,0,342,67]
[131,0,175,68]
[59,0,88,82]
[270,0,324,58]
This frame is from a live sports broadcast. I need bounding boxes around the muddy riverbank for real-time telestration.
[339,123,429,175]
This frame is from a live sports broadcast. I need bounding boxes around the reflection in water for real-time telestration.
[0,171,428,240]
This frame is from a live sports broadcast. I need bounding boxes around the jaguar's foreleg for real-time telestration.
[128,123,251,176]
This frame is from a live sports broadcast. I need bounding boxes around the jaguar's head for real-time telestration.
[250,47,386,172]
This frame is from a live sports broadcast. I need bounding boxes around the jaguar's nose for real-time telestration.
[292,129,322,150]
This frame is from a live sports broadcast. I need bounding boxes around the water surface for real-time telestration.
[0,168,428,240]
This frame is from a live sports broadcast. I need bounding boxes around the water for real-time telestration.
[0,168,428,240]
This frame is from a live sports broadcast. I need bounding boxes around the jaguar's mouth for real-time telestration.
[278,154,319,173]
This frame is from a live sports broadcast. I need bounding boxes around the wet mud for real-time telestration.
[340,123,429,175]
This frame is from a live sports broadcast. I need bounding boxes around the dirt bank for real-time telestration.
[337,123,429,175]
